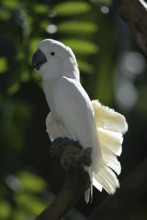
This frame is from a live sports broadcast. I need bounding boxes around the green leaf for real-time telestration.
[0,200,12,219]
[0,57,8,73]
[40,20,50,30]
[33,4,50,14]
[53,1,91,16]
[30,38,42,56]
[7,83,20,95]
[61,39,98,55]
[0,9,11,20]
[12,210,27,220]
[1,0,19,9]
[17,171,47,193]
[20,71,30,82]
[90,0,112,5]
[58,21,98,34]
[14,193,46,215]
[78,59,94,74]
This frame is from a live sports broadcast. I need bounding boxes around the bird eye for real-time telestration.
[50,51,55,56]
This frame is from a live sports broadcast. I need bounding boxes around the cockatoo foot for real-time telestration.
[51,137,82,157]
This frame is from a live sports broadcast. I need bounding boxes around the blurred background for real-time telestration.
[0,0,147,219]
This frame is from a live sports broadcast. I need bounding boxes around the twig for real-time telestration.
[119,0,147,54]
[35,142,92,220]
[89,157,147,220]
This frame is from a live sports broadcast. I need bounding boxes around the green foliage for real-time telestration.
[1,0,147,219]
[0,57,8,73]
[58,21,98,34]
[53,1,91,16]
[17,170,47,193]
[61,39,98,55]
[14,192,46,216]
[0,200,12,219]
[0,171,47,219]
[16,171,47,218]
[0,97,31,151]
[91,0,112,5]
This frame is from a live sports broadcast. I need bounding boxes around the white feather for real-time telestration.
[98,128,123,156]
[92,100,128,134]
[93,163,119,194]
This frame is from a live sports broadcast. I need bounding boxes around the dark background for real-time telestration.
[0,0,147,219]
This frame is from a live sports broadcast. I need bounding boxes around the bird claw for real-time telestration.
[50,137,82,157]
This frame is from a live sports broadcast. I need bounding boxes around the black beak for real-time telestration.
[32,49,47,70]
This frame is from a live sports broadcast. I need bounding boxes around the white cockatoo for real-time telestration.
[32,39,128,203]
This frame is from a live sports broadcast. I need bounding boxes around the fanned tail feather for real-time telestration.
[93,162,119,194]
[90,100,128,196]
[92,100,128,134]
[84,166,94,203]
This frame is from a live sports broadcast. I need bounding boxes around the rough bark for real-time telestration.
[119,0,147,54]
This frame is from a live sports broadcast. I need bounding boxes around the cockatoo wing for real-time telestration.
[53,76,101,171]
[46,112,70,141]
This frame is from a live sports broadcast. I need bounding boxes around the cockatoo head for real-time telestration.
[32,39,79,81]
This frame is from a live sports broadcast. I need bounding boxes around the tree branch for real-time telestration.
[89,157,147,220]
[35,142,92,220]
[119,0,147,54]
